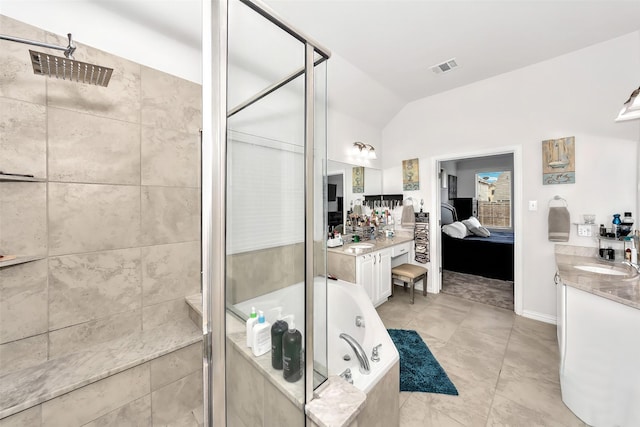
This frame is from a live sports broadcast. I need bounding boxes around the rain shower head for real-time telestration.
[0,32,113,87]
[29,50,113,87]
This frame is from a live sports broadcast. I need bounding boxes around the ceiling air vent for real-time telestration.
[430,58,459,74]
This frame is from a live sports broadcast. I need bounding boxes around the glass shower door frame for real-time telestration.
[201,1,330,425]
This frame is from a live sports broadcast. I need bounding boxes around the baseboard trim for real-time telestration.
[522,309,557,325]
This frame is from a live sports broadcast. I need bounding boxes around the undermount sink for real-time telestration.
[573,264,633,276]
[345,243,375,254]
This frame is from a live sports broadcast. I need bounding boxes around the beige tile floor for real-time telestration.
[377,286,586,427]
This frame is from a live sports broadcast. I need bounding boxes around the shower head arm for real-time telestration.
[1,32,76,58]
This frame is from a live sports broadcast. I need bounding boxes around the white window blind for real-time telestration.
[227,131,305,254]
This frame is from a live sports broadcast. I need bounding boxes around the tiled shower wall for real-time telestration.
[0,15,201,373]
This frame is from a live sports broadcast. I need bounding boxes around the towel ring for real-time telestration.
[548,195,568,207]
[404,197,414,206]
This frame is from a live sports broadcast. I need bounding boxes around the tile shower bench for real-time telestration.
[0,319,201,423]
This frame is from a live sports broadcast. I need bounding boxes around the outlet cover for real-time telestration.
[578,224,592,237]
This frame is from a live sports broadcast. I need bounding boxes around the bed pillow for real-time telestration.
[462,216,491,237]
[442,221,469,239]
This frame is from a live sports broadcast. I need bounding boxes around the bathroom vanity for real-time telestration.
[555,246,640,427]
[328,235,414,306]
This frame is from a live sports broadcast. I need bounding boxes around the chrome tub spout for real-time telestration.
[339,333,370,375]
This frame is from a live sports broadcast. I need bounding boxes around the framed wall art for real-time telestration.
[448,175,457,199]
[402,158,419,191]
[542,136,575,185]
[352,166,364,193]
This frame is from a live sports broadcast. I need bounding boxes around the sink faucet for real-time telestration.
[339,333,370,375]
[621,261,640,272]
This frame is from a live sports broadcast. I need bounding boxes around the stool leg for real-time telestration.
[391,275,394,297]
[423,272,428,297]
[410,280,415,304]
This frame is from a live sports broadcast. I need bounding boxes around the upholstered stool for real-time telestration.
[391,264,428,304]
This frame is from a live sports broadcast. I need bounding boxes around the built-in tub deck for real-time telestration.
[0,319,200,419]
[186,293,307,408]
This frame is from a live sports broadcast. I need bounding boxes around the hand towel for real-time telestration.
[401,205,415,225]
[548,206,570,242]
[353,204,362,216]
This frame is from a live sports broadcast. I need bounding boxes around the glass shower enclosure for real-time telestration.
[202,0,330,425]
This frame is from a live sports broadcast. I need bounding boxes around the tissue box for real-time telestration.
[327,238,343,248]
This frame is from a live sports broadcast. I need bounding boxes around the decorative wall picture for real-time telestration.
[352,166,364,193]
[542,136,575,185]
[448,175,457,199]
[402,158,420,190]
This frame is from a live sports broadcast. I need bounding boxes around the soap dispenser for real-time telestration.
[271,312,292,370]
[282,316,303,382]
[246,307,258,348]
[252,310,271,357]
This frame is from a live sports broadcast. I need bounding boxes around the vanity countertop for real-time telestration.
[327,233,414,256]
[555,252,640,310]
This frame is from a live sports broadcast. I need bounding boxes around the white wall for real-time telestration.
[381,32,640,321]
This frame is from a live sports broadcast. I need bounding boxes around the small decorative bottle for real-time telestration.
[613,214,622,238]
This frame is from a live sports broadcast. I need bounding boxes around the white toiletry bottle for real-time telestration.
[252,310,271,357]
[632,237,638,264]
[246,307,258,348]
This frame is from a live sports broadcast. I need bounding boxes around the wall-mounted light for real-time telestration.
[352,141,377,159]
[615,87,640,122]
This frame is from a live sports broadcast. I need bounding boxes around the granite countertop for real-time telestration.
[327,233,414,257]
[555,252,640,310]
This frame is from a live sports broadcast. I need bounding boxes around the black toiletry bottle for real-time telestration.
[271,315,289,370]
[282,317,302,382]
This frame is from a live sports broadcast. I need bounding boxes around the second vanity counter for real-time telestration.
[555,250,640,310]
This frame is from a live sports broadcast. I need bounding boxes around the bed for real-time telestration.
[441,202,514,281]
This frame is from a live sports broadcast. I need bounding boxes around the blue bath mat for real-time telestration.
[388,329,458,395]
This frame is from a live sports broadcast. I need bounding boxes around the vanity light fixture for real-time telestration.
[352,142,377,159]
[615,87,640,122]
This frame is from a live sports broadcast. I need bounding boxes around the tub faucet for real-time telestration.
[339,333,370,375]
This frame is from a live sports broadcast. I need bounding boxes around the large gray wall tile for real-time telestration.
[48,248,142,330]
[151,370,203,426]
[0,260,48,344]
[0,98,46,178]
[150,342,202,391]
[48,183,140,256]
[0,405,42,427]
[226,345,264,427]
[142,297,191,330]
[264,377,305,427]
[46,43,141,124]
[0,333,47,375]
[141,66,201,133]
[227,243,304,303]
[141,126,199,187]
[0,16,46,104]
[41,364,150,427]
[142,241,200,306]
[82,395,152,427]
[48,310,142,358]
[141,187,199,245]
[357,361,399,427]
[0,182,47,256]
[48,108,140,185]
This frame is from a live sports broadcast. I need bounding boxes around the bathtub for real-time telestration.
[234,277,398,394]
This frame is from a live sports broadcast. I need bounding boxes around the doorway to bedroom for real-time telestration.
[437,152,517,312]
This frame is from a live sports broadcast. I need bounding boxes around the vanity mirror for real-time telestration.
[327,160,382,231]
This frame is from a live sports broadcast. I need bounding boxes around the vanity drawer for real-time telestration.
[391,242,412,257]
